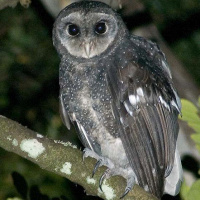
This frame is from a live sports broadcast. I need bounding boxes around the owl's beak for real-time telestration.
[84,42,92,58]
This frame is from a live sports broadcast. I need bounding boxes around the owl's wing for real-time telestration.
[60,93,71,130]
[106,37,181,197]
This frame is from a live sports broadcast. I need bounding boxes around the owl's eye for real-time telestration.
[67,24,80,36]
[95,22,107,34]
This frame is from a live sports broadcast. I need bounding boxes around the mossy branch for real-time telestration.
[0,115,158,200]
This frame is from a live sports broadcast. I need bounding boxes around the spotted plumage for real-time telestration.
[53,1,182,198]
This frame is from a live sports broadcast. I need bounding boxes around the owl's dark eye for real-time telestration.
[95,22,107,34]
[67,24,80,36]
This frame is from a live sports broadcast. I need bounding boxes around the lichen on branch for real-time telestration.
[0,115,158,200]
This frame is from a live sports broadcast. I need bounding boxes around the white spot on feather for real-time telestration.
[136,87,144,96]
[60,162,72,175]
[129,94,140,106]
[20,139,45,159]
[124,102,133,116]
[129,95,137,105]
[159,95,170,111]
[171,100,179,112]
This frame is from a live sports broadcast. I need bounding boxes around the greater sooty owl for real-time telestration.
[53,1,182,198]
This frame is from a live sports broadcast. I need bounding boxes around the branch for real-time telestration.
[0,0,31,10]
[0,115,158,200]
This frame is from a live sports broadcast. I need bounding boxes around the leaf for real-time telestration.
[191,134,200,145]
[180,99,200,153]
[186,122,200,133]
[187,180,200,200]
[11,172,28,199]
[181,99,199,124]
[180,180,190,200]
[198,96,200,108]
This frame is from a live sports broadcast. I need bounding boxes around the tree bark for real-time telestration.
[0,115,158,200]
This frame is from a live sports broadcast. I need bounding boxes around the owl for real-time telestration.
[53,1,182,198]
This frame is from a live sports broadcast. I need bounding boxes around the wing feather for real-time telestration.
[59,93,71,130]
[106,37,180,197]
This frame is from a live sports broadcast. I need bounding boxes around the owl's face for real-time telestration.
[56,12,118,58]
[53,2,127,59]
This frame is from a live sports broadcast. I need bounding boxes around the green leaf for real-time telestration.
[191,134,200,145]
[198,96,200,108]
[180,99,199,124]
[187,180,200,200]
[187,122,200,133]
[180,99,200,134]
[180,99,200,153]
[180,180,190,200]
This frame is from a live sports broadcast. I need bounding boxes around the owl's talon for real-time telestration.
[82,149,87,162]
[120,187,131,199]
[99,170,108,191]
[92,159,102,177]
[120,176,135,198]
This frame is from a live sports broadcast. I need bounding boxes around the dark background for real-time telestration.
[0,0,200,199]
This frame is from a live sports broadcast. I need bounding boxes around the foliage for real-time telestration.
[180,99,200,200]
[180,99,200,152]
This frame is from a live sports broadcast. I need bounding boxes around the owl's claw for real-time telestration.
[120,187,131,199]
[99,169,109,191]
[120,176,135,198]
[92,159,102,177]
[83,148,135,198]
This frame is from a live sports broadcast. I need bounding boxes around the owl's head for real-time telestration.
[53,1,128,59]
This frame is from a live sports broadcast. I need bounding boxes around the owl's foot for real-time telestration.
[83,148,115,177]
[83,148,100,161]
[98,167,136,198]
[120,175,135,198]
[99,168,112,191]
[83,148,136,198]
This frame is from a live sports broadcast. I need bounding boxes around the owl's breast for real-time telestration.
[60,64,113,129]
[60,63,129,167]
